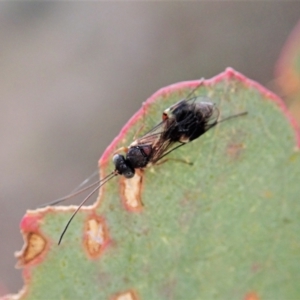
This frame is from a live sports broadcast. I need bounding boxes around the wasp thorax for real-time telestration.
[126,145,152,169]
[113,154,135,178]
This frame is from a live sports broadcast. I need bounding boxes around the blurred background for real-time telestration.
[1,2,300,296]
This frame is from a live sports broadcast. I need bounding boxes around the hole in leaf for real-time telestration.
[120,169,144,211]
[15,232,46,267]
[84,216,109,258]
[244,292,260,300]
[112,290,139,300]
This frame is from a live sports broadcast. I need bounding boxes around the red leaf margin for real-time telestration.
[100,67,300,171]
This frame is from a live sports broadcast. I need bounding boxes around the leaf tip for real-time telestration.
[211,68,300,148]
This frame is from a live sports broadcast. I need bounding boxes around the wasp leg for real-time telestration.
[132,102,148,141]
[133,124,145,141]
[113,146,129,155]
[156,158,193,166]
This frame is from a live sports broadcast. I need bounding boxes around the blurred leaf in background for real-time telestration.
[276,19,300,126]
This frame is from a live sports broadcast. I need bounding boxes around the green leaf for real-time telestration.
[6,68,300,300]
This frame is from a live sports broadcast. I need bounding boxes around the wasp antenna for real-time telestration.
[39,170,116,207]
[58,171,117,245]
[72,170,99,193]
[39,179,101,207]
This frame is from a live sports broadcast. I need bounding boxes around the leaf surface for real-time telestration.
[5,68,300,300]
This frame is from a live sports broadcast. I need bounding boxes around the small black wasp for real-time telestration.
[53,85,247,244]
[113,96,246,179]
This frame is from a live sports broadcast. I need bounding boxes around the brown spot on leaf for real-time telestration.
[84,216,109,258]
[226,142,245,160]
[251,263,262,273]
[111,290,139,300]
[244,291,260,300]
[262,190,273,199]
[15,232,46,267]
[120,169,144,211]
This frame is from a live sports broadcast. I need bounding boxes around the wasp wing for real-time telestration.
[129,119,167,147]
